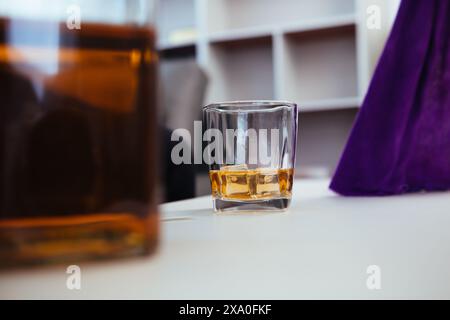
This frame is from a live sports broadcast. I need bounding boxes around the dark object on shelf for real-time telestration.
[331,0,450,195]
[161,128,196,202]
[159,58,208,200]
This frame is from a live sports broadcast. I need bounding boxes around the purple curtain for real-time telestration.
[330,0,450,195]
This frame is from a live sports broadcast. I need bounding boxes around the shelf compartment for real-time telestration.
[207,13,355,49]
[159,44,197,60]
[281,25,358,106]
[208,26,273,45]
[296,109,358,172]
[282,13,356,35]
[206,36,274,103]
[298,96,361,112]
[206,0,355,33]
[157,0,196,48]
[158,41,196,51]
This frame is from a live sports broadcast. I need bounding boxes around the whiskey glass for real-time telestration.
[203,101,298,212]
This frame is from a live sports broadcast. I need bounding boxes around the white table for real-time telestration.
[1,179,450,299]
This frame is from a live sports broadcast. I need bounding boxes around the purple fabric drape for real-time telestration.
[330,0,450,195]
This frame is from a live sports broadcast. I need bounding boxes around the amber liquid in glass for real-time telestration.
[0,18,158,268]
[209,167,294,201]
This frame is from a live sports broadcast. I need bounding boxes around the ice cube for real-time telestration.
[223,170,250,198]
[256,168,280,195]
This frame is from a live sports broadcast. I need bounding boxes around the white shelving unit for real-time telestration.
[157,0,400,174]
[281,25,358,109]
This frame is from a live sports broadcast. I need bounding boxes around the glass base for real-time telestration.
[213,198,291,213]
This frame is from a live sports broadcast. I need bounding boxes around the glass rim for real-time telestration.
[203,100,298,113]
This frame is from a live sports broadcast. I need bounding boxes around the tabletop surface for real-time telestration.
[1,178,450,299]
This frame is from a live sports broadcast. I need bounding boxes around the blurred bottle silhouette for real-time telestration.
[0,1,159,268]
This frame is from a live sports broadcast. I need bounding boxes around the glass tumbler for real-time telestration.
[0,0,158,268]
[203,101,298,212]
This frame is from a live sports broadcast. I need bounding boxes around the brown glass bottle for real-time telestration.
[0,18,159,268]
